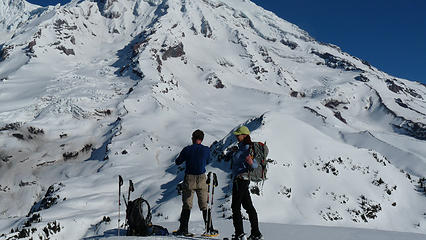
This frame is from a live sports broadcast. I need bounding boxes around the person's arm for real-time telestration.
[230,146,239,169]
[206,147,212,165]
[175,147,187,165]
[245,154,258,169]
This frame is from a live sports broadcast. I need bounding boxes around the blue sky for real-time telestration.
[251,0,426,84]
[27,0,426,84]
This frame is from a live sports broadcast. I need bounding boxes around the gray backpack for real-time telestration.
[248,142,269,182]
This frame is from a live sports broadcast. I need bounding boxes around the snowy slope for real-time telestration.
[0,0,45,43]
[0,0,425,239]
[91,220,426,240]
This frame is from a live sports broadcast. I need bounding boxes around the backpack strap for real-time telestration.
[249,143,255,158]
[137,197,152,226]
[248,143,255,180]
[251,142,264,167]
[143,198,152,225]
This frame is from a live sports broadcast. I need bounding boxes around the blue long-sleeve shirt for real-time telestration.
[175,144,210,175]
[232,142,258,179]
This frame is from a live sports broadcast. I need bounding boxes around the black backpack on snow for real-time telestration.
[126,197,169,236]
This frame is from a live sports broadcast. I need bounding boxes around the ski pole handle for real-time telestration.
[128,180,134,202]
[118,175,123,236]
[206,171,212,184]
[213,173,218,187]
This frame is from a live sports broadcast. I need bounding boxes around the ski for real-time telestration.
[202,232,219,238]
[172,232,195,237]
[174,235,222,240]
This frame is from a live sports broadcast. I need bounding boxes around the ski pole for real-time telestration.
[125,180,134,229]
[128,180,134,203]
[118,175,123,236]
[208,173,218,233]
[206,172,212,232]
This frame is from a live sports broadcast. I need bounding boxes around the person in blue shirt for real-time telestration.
[173,129,217,236]
[231,126,263,240]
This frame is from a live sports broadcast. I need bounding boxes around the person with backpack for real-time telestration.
[230,126,263,240]
[173,129,218,236]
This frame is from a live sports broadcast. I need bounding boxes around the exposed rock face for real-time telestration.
[206,73,225,89]
[385,79,423,99]
[334,111,347,124]
[386,79,404,93]
[97,0,121,18]
[29,183,65,214]
[280,39,298,50]
[395,98,408,108]
[354,74,369,82]
[0,0,39,42]
[57,45,75,55]
[162,42,185,60]
[201,17,213,38]
[290,90,305,98]
[324,99,348,109]
[312,50,362,72]
[0,44,14,61]
[394,120,426,140]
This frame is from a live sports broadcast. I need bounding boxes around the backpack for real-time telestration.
[126,197,169,236]
[248,142,269,182]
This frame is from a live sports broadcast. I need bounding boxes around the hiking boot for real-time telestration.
[202,209,219,236]
[232,233,247,240]
[172,229,193,236]
[247,233,263,240]
[173,209,191,236]
[202,228,219,237]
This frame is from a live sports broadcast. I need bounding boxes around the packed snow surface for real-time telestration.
[90,221,426,240]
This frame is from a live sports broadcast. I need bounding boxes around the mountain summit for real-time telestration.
[0,0,425,239]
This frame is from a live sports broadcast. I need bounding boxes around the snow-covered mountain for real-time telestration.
[0,0,425,239]
[0,0,44,43]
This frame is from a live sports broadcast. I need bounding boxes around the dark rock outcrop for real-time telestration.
[27,40,36,53]
[348,195,382,223]
[324,99,347,109]
[0,45,14,61]
[0,122,22,131]
[206,73,225,89]
[29,183,65,214]
[63,151,78,160]
[334,111,347,124]
[290,90,305,98]
[28,126,44,135]
[280,39,298,50]
[395,98,408,108]
[12,133,25,140]
[385,79,403,93]
[57,45,75,55]
[406,88,423,99]
[162,43,185,60]
[201,17,213,38]
[354,74,369,82]
[371,89,426,140]
[312,50,362,72]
